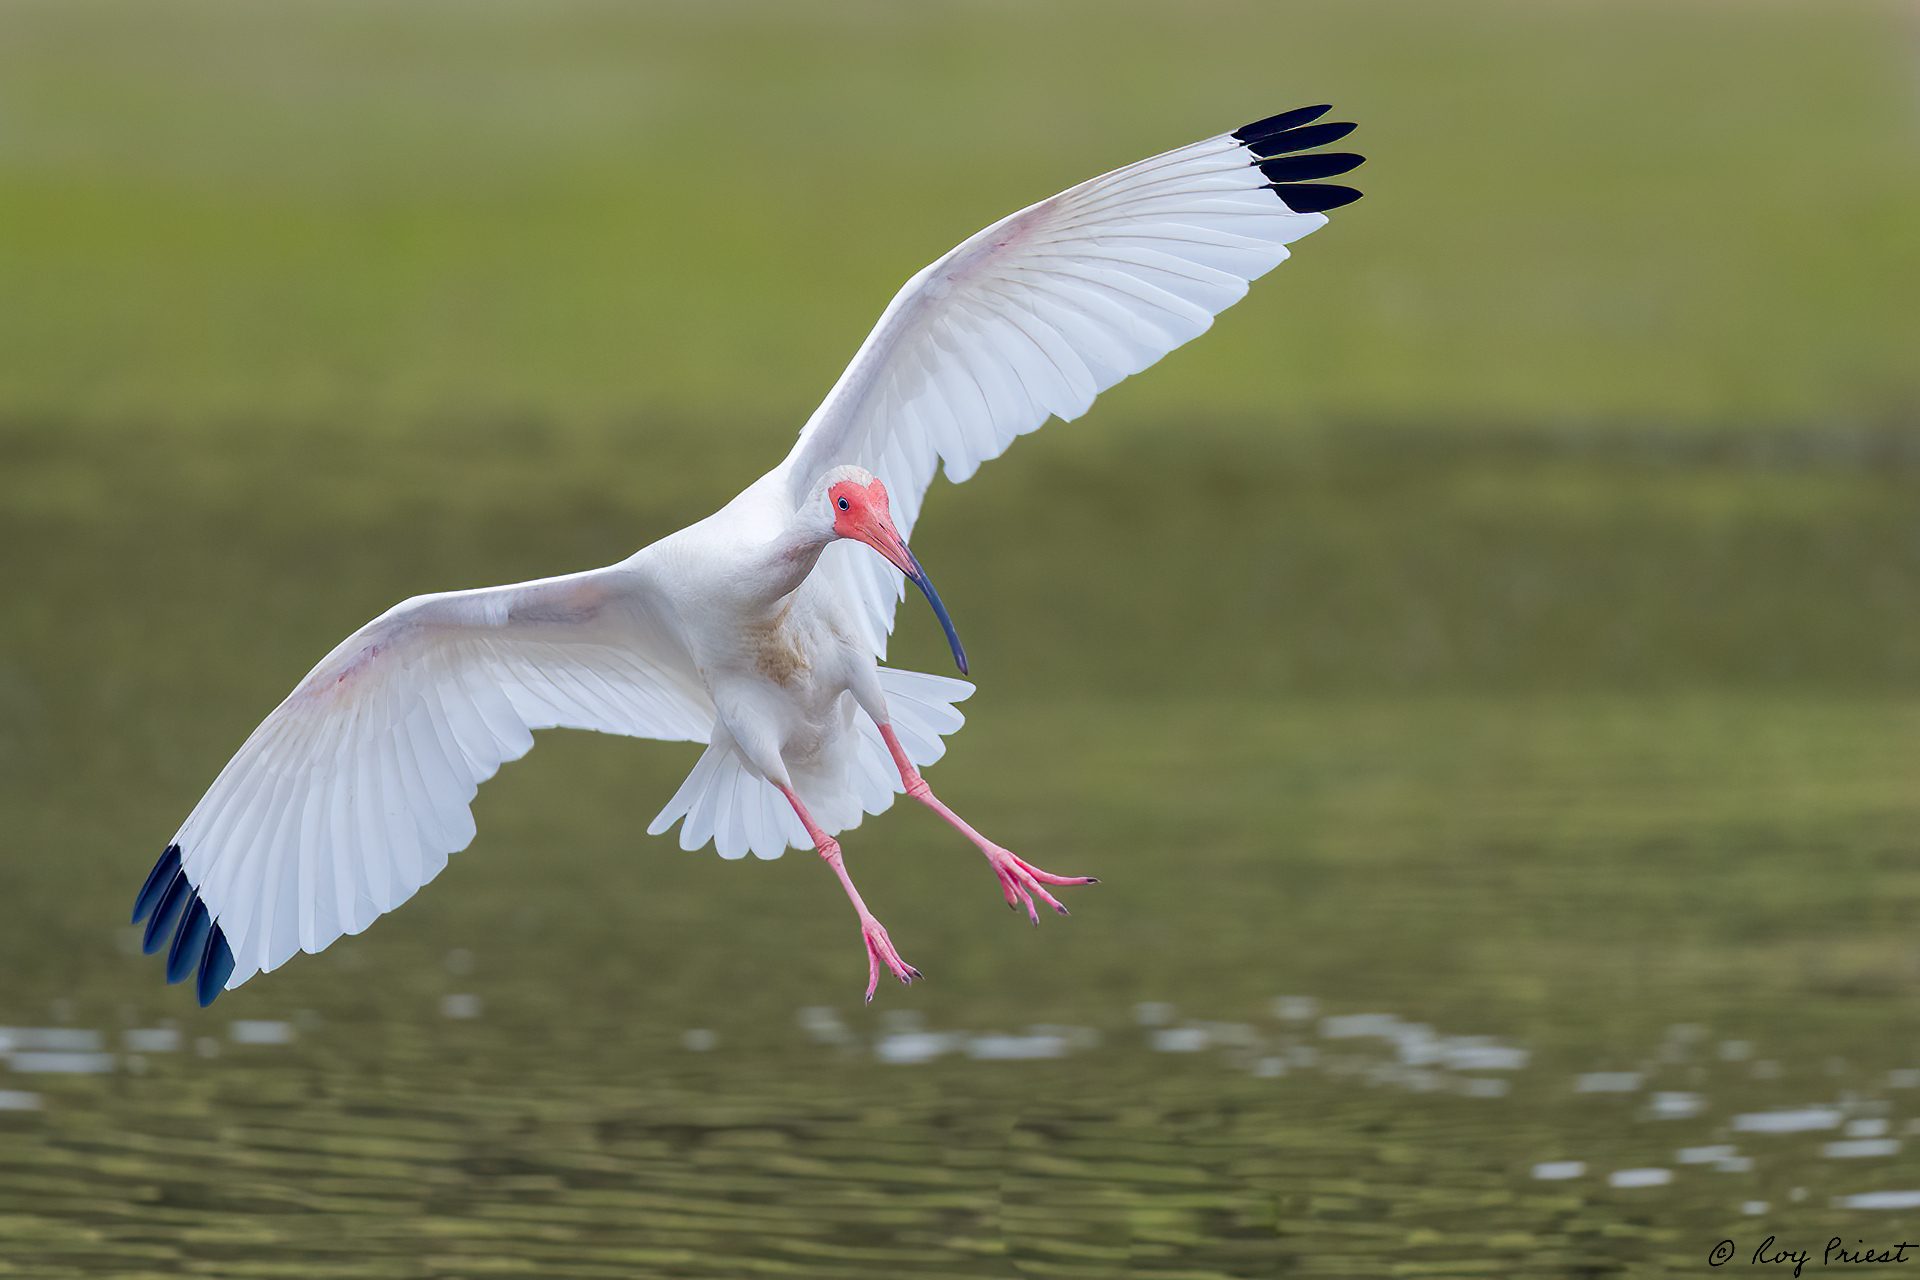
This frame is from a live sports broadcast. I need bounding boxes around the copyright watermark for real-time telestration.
[1710,1236,1915,1277]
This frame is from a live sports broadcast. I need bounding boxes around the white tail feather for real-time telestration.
[646,668,974,859]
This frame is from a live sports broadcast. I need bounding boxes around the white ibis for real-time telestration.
[131,106,1363,1005]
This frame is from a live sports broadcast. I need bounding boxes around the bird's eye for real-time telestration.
[837,497,850,510]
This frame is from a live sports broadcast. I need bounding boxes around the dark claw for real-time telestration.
[1087,877,1101,884]
[864,992,874,1006]
[1054,904,1070,917]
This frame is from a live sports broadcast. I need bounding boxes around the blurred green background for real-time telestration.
[3,1,1918,1276]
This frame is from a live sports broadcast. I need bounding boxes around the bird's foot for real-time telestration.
[859,914,921,1005]
[982,847,1098,925]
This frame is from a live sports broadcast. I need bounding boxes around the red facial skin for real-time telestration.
[829,478,915,576]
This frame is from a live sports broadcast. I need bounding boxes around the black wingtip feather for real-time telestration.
[1232,107,1364,214]
[1245,120,1356,157]
[166,897,211,985]
[133,843,235,1004]
[1233,104,1331,142]
[197,925,235,1007]
[132,845,182,924]
[1268,183,1365,214]
[142,868,190,955]
[1256,152,1366,184]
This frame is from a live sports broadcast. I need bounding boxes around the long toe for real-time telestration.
[987,848,1097,921]
[1008,853,1098,887]
[860,919,920,1000]
[1003,870,1040,925]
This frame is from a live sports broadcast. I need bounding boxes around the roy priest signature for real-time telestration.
[1712,1235,1916,1276]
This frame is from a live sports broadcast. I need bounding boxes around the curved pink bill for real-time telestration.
[852,517,969,676]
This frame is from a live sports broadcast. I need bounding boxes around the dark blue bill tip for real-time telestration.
[908,569,968,676]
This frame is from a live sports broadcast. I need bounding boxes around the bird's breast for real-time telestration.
[751,607,812,688]
[713,592,834,695]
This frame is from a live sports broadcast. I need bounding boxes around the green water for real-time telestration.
[5,424,1919,1276]
[4,1,1919,1274]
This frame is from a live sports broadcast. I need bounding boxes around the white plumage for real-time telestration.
[131,106,1363,1004]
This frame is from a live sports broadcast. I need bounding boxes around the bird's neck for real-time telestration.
[740,522,831,614]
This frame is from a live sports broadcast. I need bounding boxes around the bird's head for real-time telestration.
[810,465,967,675]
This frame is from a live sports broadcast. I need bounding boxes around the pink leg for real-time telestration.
[878,725,1098,925]
[779,784,920,1004]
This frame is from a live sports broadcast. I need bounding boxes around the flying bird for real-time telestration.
[131,106,1364,1005]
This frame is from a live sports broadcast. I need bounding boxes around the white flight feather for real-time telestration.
[781,128,1334,657]
[152,116,1350,995]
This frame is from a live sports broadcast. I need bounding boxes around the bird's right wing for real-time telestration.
[780,105,1363,658]
[130,562,714,1003]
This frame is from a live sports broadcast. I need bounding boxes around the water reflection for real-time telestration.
[8,1051,114,1074]
[1837,1190,1920,1210]
[1147,1026,1209,1053]
[1677,1144,1738,1164]
[123,1027,181,1053]
[1649,1091,1706,1119]
[1532,1160,1585,1180]
[0,1029,103,1051]
[8,987,1920,1279]
[1734,1106,1844,1133]
[228,1019,295,1045]
[440,993,484,1020]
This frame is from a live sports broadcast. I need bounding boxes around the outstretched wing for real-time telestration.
[130,561,714,1004]
[781,106,1363,657]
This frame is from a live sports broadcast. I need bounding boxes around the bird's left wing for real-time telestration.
[781,105,1363,656]
[130,563,714,1003]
